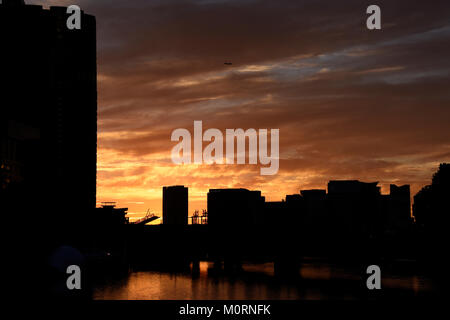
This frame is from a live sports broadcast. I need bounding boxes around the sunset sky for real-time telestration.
[37,0,450,220]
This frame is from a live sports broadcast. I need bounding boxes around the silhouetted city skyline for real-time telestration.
[1,0,449,302]
[134,179,413,229]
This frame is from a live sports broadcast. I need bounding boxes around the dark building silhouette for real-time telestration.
[203,181,413,236]
[414,163,450,230]
[207,188,264,227]
[412,163,450,289]
[274,181,412,238]
[263,200,287,227]
[3,0,25,6]
[94,202,129,226]
[163,186,188,225]
[0,1,97,297]
[386,184,411,232]
[297,189,326,234]
[327,181,381,235]
[0,1,97,224]
[285,194,302,206]
[284,194,305,227]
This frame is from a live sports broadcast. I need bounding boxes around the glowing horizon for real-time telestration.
[69,0,450,221]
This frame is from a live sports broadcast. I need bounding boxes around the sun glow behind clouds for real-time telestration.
[87,0,450,220]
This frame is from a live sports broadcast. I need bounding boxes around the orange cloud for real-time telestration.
[80,0,450,220]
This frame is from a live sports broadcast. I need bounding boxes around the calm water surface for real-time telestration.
[93,260,435,300]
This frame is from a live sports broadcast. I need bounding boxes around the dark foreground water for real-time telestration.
[92,259,436,300]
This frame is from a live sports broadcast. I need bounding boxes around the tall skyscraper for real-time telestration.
[0,1,97,223]
[163,186,188,225]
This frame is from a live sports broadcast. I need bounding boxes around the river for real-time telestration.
[92,259,436,300]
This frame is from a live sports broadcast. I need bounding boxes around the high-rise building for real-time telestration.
[163,186,188,225]
[0,1,97,220]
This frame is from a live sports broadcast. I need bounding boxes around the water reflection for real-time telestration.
[92,260,435,300]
